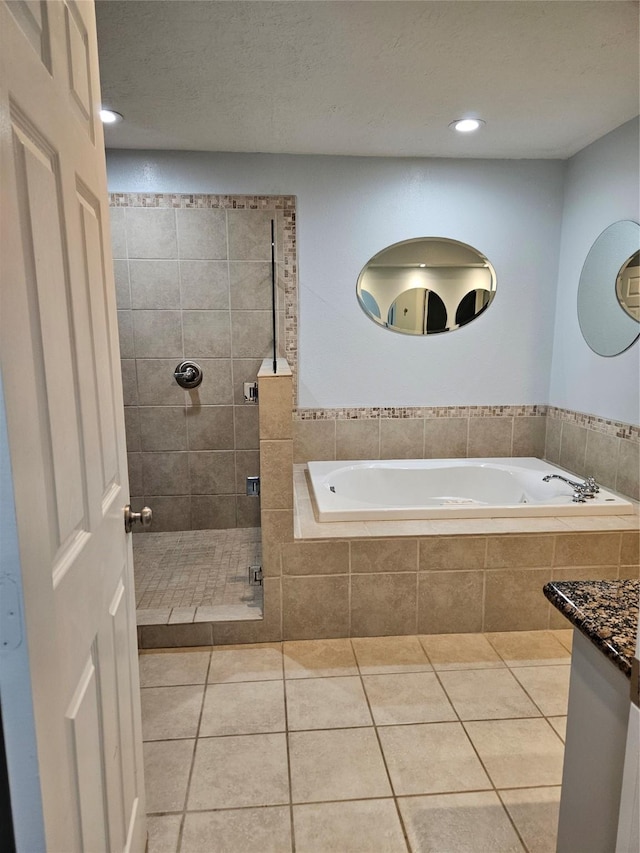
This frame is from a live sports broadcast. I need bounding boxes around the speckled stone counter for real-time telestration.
[544,579,639,677]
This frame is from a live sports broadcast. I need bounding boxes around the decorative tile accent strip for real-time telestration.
[547,406,640,442]
[109,193,298,396]
[294,405,548,420]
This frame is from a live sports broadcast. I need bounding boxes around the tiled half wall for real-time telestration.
[109,194,297,530]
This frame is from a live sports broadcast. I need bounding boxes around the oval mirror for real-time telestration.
[357,237,497,335]
[577,220,640,356]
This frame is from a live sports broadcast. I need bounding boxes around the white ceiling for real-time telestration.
[96,0,640,159]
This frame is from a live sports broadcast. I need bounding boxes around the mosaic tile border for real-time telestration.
[548,406,640,442]
[109,192,298,388]
[293,404,548,420]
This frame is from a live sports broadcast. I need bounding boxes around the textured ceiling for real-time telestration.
[96,0,640,159]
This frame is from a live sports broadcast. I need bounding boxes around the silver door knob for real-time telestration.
[124,504,152,533]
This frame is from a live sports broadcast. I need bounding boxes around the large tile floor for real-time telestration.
[140,629,573,853]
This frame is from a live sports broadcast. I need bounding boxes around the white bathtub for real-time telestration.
[307,457,634,521]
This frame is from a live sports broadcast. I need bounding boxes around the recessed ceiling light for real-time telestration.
[449,118,485,133]
[100,108,123,124]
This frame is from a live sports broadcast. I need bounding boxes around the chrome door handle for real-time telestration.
[124,504,152,533]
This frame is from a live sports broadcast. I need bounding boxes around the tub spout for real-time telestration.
[542,473,599,501]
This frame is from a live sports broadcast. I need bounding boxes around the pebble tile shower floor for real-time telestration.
[140,629,573,853]
[133,529,263,624]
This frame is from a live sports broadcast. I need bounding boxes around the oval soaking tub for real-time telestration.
[306,457,634,521]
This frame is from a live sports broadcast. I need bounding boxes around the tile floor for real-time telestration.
[134,528,263,624]
[140,628,573,852]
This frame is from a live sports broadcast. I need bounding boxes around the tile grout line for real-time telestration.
[350,637,413,853]
[281,650,296,853]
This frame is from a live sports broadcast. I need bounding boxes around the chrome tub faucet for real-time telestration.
[542,473,600,503]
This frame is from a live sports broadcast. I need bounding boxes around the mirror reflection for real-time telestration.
[357,237,497,335]
[616,250,640,321]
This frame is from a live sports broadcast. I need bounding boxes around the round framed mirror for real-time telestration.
[357,237,497,336]
[577,220,640,356]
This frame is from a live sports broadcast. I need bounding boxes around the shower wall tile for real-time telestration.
[127,452,144,496]
[136,360,186,406]
[130,260,180,309]
[176,209,227,260]
[139,407,188,451]
[229,262,272,310]
[121,360,138,407]
[117,310,135,358]
[133,311,183,358]
[188,359,233,405]
[231,311,274,358]
[180,261,229,309]
[125,208,178,259]
[189,451,237,495]
[616,439,640,501]
[191,495,237,530]
[183,310,231,358]
[142,452,190,496]
[228,210,273,260]
[113,260,131,309]
[113,201,289,530]
[186,406,234,451]
[110,207,127,258]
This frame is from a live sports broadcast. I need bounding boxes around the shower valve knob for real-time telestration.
[174,360,203,389]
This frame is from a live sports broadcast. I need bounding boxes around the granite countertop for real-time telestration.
[544,579,639,677]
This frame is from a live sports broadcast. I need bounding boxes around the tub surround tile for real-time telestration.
[559,421,588,475]
[293,419,336,463]
[467,417,513,457]
[483,569,552,632]
[335,420,380,460]
[351,537,418,573]
[419,536,486,570]
[380,418,424,458]
[282,575,350,639]
[545,416,562,464]
[616,438,640,500]
[350,573,417,637]
[553,532,621,566]
[260,440,294,509]
[584,429,620,490]
[418,570,484,634]
[423,417,468,458]
[281,540,349,576]
[486,535,555,569]
[512,416,546,457]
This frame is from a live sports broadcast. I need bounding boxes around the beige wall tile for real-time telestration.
[617,438,640,500]
[619,564,640,579]
[260,440,293,509]
[142,451,189,495]
[350,573,417,637]
[189,451,236,494]
[133,310,182,358]
[380,418,424,458]
[120,359,137,404]
[135,359,186,406]
[130,260,180,309]
[484,569,551,631]
[143,495,192,532]
[418,571,483,634]
[182,310,231,359]
[584,430,619,490]
[126,208,177,259]
[118,310,136,359]
[190,495,237,529]
[229,261,272,309]
[620,530,640,566]
[184,359,233,405]
[261,509,293,576]
[282,575,349,639]
[335,420,380,460]
[235,406,260,449]
[399,791,523,853]
[176,209,227,260]
[113,260,130,309]
[258,374,293,439]
[423,417,468,458]
[235,449,260,493]
[486,535,554,568]
[231,310,273,359]
[559,421,587,475]
[293,419,336,462]
[551,565,618,582]
[109,207,127,258]
[179,260,229,309]
[544,417,561,464]
[351,538,418,573]
[512,417,546,457]
[553,532,621,566]
[419,536,486,570]
[281,540,349,575]
[127,452,143,495]
[467,417,513,457]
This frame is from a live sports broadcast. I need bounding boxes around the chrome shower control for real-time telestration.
[124,504,153,533]
[174,360,203,389]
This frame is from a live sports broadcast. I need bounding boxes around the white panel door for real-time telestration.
[0,1,146,850]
